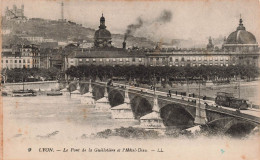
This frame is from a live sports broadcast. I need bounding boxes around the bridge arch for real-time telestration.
[130,95,153,119]
[224,119,256,137]
[160,104,195,129]
[208,117,257,137]
[108,89,124,107]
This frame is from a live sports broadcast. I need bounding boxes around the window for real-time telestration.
[126,58,129,62]
[220,63,223,66]
[150,58,153,61]
[93,58,96,62]
[193,64,196,66]
[226,64,229,66]
[19,60,21,63]
[198,63,201,66]
[23,59,25,63]
[139,58,142,62]
[170,57,173,62]
[210,63,213,66]
[204,57,207,61]
[132,58,135,62]
[100,59,103,62]
[119,58,123,62]
[113,58,116,62]
[86,59,89,62]
[70,60,74,63]
[79,59,82,62]
[187,57,190,61]
[225,57,229,61]
[215,57,218,61]
[15,60,17,63]
[27,59,30,63]
[10,60,13,63]
[198,57,202,61]
[6,60,8,63]
[220,57,223,61]
[209,57,213,61]
[156,58,159,61]
[106,59,109,62]
[193,57,196,61]
[181,57,184,61]
[175,58,179,62]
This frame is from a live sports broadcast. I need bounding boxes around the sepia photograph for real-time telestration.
[1,0,260,159]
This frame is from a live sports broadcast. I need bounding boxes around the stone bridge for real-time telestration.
[71,81,260,135]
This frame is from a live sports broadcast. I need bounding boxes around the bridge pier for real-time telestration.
[96,84,110,110]
[81,80,95,105]
[70,82,81,99]
[194,101,207,125]
[140,95,165,129]
[111,87,134,119]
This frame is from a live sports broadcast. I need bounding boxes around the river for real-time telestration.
[3,92,260,160]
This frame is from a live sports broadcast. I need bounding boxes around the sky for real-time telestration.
[2,0,260,44]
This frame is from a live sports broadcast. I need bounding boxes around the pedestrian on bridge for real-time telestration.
[168,90,171,97]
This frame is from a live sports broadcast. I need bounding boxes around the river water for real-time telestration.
[3,92,260,160]
[3,95,139,140]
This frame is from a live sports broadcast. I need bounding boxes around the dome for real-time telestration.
[226,18,257,44]
[94,29,111,40]
[226,30,257,44]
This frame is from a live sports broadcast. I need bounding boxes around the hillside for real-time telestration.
[2,18,156,48]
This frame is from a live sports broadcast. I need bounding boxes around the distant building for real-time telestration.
[2,29,11,35]
[94,14,112,48]
[1,45,40,69]
[75,49,146,66]
[69,15,259,68]
[20,36,44,43]
[5,4,26,22]
[206,37,214,51]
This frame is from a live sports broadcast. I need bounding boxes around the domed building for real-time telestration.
[223,17,258,52]
[221,17,259,67]
[94,14,112,48]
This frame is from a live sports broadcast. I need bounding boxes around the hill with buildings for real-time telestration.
[2,18,156,48]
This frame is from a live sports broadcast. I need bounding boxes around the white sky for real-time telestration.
[2,0,260,44]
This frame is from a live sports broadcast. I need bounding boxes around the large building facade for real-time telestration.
[70,15,259,68]
[1,45,40,69]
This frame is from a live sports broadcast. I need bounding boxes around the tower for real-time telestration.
[61,1,64,21]
[206,36,214,51]
[99,13,106,29]
[21,4,24,17]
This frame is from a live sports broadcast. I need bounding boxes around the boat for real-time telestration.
[12,89,36,97]
[12,74,37,97]
[47,91,63,96]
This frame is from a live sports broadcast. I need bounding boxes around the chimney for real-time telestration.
[122,41,126,49]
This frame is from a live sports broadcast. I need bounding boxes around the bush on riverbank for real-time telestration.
[95,127,160,139]
[2,67,61,83]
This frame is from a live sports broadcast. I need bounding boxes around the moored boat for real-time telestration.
[12,89,36,97]
[47,91,63,96]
